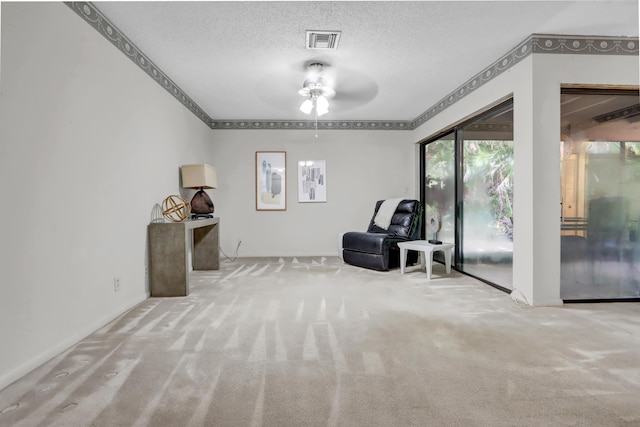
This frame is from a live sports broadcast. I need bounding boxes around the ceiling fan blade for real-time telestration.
[329,68,378,112]
[251,60,378,115]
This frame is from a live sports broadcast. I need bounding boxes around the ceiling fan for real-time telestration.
[297,62,335,117]
[253,60,378,120]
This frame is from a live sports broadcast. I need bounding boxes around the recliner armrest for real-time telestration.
[343,232,408,255]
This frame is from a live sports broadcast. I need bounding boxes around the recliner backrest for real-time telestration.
[366,199,422,239]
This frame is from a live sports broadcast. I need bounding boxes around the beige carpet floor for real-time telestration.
[1,256,640,426]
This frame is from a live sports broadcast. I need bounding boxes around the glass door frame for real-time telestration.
[419,98,514,293]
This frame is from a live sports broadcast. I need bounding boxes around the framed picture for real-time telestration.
[298,160,327,202]
[256,151,286,210]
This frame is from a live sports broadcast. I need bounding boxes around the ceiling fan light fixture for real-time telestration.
[316,95,329,116]
[319,85,335,99]
[300,99,314,114]
[297,62,335,118]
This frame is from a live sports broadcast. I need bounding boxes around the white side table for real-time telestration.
[398,240,454,279]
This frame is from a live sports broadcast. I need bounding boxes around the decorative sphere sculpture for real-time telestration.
[162,195,190,222]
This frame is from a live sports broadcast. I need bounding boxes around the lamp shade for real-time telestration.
[181,164,217,189]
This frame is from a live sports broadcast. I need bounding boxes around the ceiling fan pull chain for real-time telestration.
[315,110,319,138]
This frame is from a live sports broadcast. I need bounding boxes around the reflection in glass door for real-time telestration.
[560,88,640,300]
[459,105,514,290]
[423,133,455,264]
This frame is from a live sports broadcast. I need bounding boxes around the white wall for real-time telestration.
[411,53,638,306]
[0,3,214,389]
[211,129,416,257]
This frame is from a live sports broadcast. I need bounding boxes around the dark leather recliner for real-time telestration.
[342,199,423,271]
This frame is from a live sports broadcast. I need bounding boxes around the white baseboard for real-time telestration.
[530,298,564,307]
[0,292,148,391]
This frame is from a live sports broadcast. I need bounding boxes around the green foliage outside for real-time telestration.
[425,139,514,239]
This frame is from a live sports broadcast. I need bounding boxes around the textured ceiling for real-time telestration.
[94,1,639,123]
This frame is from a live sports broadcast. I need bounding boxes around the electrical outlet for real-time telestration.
[113,277,121,292]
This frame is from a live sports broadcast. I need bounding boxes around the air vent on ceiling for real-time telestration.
[306,31,341,50]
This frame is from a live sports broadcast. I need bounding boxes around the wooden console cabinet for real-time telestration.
[148,217,219,297]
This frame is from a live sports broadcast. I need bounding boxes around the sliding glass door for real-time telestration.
[560,88,640,300]
[458,104,514,289]
[421,101,514,291]
[423,132,455,264]
[422,89,640,300]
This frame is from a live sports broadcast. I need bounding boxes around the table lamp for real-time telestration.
[181,163,217,219]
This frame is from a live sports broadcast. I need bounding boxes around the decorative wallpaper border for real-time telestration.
[65,2,216,128]
[411,34,639,129]
[411,36,533,129]
[532,35,637,55]
[593,103,640,123]
[67,3,638,131]
[210,120,411,130]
